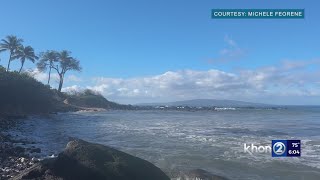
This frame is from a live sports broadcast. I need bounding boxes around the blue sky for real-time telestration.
[0,0,319,104]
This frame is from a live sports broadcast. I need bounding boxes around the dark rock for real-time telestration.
[177,169,228,180]
[12,139,170,180]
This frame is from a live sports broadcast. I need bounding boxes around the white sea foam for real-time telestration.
[214,107,236,111]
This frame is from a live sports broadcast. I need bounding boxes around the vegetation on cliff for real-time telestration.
[0,66,61,116]
[65,89,135,110]
[0,66,133,116]
[0,35,134,116]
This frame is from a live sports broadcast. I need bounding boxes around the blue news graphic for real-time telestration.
[272,140,287,157]
[287,140,301,157]
[272,140,301,157]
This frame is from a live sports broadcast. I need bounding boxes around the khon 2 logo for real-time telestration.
[243,140,301,157]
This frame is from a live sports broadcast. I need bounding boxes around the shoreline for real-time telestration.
[0,114,229,180]
[0,117,42,179]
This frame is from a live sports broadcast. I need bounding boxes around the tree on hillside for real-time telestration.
[51,50,81,92]
[13,45,38,73]
[37,51,59,84]
[0,35,23,71]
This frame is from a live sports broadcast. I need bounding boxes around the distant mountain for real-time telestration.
[137,99,271,107]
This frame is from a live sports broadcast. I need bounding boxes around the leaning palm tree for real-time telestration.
[13,45,38,73]
[37,50,59,84]
[0,35,23,71]
[51,50,81,92]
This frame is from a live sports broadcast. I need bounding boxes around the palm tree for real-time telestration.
[0,35,23,71]
[13,45,38,73]
[51,50,81,92]
[37,50,58,84]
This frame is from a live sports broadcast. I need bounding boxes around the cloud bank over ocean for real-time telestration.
[34,59,319,105]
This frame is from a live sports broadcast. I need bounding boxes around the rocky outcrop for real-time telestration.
[11,139,170,180]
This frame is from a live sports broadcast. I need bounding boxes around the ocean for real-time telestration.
[7,107,320,179]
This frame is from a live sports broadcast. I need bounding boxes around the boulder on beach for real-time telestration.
[12,139,170,180]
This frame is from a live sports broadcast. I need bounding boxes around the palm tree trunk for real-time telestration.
[47,67,52,84]
[6,54,12,72]
[18,61,25,73]
[58,73,64,92]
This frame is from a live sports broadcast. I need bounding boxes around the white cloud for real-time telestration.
[65,75,82,83]
[87,84,111,95]
[58,59,320,105]
[63,61,315,104]
[208,35,246,63]
[61,85,83,92]
[27,68,59,83]
[281,59,320,70]
[224,35,237,47]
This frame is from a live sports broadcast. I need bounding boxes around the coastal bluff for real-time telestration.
[11,139,170,180]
